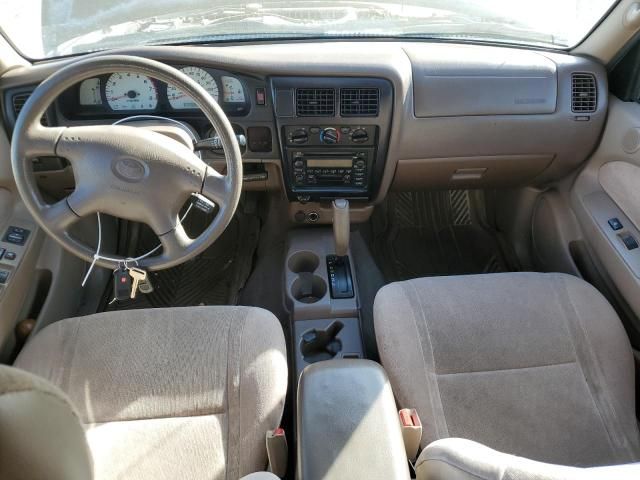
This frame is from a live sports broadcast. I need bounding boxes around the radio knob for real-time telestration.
[290,129,309,144]
[355,159,366,168]
[294,159,304,168]
[351,128,369,143]
[320,127,340,144]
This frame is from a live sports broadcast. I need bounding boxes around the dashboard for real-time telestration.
[0,41,609,218]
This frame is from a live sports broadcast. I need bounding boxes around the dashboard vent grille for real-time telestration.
[340,88,379,116]
[12,92,48,125]
[296,88,335,116]
[571,73,597,113]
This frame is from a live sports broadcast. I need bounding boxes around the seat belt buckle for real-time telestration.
[399,408,422,462]
[266,427,288,478]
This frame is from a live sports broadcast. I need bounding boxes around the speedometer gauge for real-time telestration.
[105,72,158,110]
[167,67,219,109]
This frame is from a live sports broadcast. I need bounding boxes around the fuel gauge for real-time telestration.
[222,76,245,103]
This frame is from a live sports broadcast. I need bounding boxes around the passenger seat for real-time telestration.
[374,272,640,478]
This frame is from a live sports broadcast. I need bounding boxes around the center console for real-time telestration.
[284,228,364,376]
[271,77,393,202]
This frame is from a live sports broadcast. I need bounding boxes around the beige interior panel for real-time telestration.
[531,189,584,275]
[0,35,27,75]
[392,154,554,190]
[571,95,640,321]
[572,0,640,64]
[599,161,640,230]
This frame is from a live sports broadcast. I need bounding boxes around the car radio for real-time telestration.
[290,150,369,189]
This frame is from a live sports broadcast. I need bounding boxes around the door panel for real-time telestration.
[0,125,46,360]
[572,96,640,325]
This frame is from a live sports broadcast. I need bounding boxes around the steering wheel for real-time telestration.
[11,55,243,270]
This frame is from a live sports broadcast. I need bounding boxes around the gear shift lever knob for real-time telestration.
[333,199,350,256]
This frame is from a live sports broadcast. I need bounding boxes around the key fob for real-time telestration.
[113,267,131,301]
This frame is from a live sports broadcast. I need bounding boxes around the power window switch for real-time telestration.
[4,226,30,246]
[608,218,623,231]
[621,233,639,251]
[0,270,10,284]
[5,252,16,261]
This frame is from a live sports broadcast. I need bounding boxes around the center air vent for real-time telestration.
[340,88,379,116]
[296,88,335,117]
[12,91,48,125]
[571,73,597,113]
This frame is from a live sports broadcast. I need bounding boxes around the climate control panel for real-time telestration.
[285,125,376,147]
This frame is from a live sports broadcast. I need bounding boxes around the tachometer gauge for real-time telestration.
[105,72,158,110]
[167,67,219,109]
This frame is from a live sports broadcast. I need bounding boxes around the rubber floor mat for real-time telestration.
[371,191,510,282]
[106,211,260,310]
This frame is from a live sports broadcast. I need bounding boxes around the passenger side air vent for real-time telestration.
[571,73,597,113]
[340,88,379,116]
[296,88,335,117]
[12,91,48,125]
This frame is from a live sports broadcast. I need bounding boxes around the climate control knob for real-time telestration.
[290,129,309,144]
[351,128,369,143]
[320,127,340,144]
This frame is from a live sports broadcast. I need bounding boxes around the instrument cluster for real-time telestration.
[72,66,250,116]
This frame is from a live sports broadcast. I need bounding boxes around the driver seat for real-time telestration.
[0,306,288,480]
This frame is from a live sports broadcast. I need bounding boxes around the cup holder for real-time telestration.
[288,251,320,274]
[300,320,344,363]
[291,274,327,304]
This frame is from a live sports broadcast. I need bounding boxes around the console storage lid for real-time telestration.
[297,360,411,479]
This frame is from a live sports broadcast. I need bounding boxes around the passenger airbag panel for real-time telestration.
[406,44,557,117]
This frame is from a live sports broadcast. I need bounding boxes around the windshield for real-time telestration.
[0,0,619,59]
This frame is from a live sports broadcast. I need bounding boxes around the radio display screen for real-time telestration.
[306,159,353,168]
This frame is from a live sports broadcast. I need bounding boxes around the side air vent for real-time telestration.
[571,73,597,113]
[340,88,379,116]
[12,92,48,125]
[296,88,335,116]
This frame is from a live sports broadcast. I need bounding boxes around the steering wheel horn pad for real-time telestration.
[11,55,243,270]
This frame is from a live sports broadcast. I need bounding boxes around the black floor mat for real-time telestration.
[371,190,512,282]
[106,211,260,310]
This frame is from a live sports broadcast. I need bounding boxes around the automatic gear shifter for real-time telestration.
[328,199,354,299]
[333,199,350,256]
